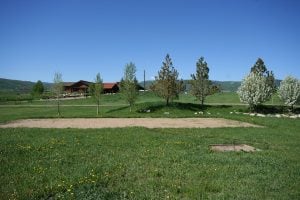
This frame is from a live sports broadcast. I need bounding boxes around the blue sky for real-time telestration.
[0,0,299,83]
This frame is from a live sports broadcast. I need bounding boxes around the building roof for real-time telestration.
[63,81,121,90]
[77,80,92,85]
[63,82,75,87]
[63,80,91,87]
[103,83,118,89]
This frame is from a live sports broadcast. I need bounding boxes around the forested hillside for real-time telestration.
[0,78,51,93]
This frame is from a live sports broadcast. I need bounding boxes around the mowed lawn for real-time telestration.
[0,92,283,106]
[0,93,299,199]
[0,118,300,199]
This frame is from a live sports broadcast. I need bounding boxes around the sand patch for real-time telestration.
[0,118,261,129]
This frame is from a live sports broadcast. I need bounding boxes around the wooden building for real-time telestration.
[63,80,91,95]
[63,80,144,95]
[63,80,120,95]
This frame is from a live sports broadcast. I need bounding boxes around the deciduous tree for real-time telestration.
[237,72,273,111]
[238,58,275,111]
[278,76,300,110]
[91,73,103,115]
[53,72,63,116]
[120,62,138,112]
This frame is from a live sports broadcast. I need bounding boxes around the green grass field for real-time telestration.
[0,92,299,199]
[0,91,284,106]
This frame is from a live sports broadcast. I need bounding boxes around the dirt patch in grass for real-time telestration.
[210,144,259,152]
[0,118,262,129]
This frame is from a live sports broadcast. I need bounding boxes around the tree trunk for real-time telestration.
[272,95,274,105]
[166,98,169,106]
[97,100,99,115]
[57,96,60,116]
[249,104,255,113]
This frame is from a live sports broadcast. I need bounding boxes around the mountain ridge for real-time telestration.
[0,78,281,94]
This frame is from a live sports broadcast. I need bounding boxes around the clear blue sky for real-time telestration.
[0,0,299,83]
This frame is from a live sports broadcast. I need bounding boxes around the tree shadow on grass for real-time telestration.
[105,106,129,114]
[254,105,300,114]
[173,102,232,111]
[137,102,232,113]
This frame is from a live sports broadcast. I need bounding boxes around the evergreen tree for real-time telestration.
[251,58,267,75]
[151,54,184,105]
[32,80,44,97]
[209,83,221,95]
[120,62,138,112]
[190,57,210,105]
[251,58,276,91]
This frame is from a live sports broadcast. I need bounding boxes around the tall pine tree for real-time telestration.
[190,57,210,106]
[151,54,184,105]
[251,58,276,92]
[32,80,44,97]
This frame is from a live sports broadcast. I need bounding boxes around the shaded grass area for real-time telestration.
[1,122,300,199]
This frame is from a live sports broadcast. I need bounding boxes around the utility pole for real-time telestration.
[144,69,146,91]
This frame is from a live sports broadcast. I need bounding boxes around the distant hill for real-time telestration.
[214,79,281,92]
[0,78,52,94]
[140,79,281,92]
[140,80,242,92]
[213,81,241,92]
[0,78,281,94]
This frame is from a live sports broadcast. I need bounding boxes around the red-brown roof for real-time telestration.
[103,83,118,89]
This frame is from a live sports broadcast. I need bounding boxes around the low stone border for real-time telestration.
[229,111,300,119]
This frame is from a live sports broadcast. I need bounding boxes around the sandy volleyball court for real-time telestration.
[0,118,261,129]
